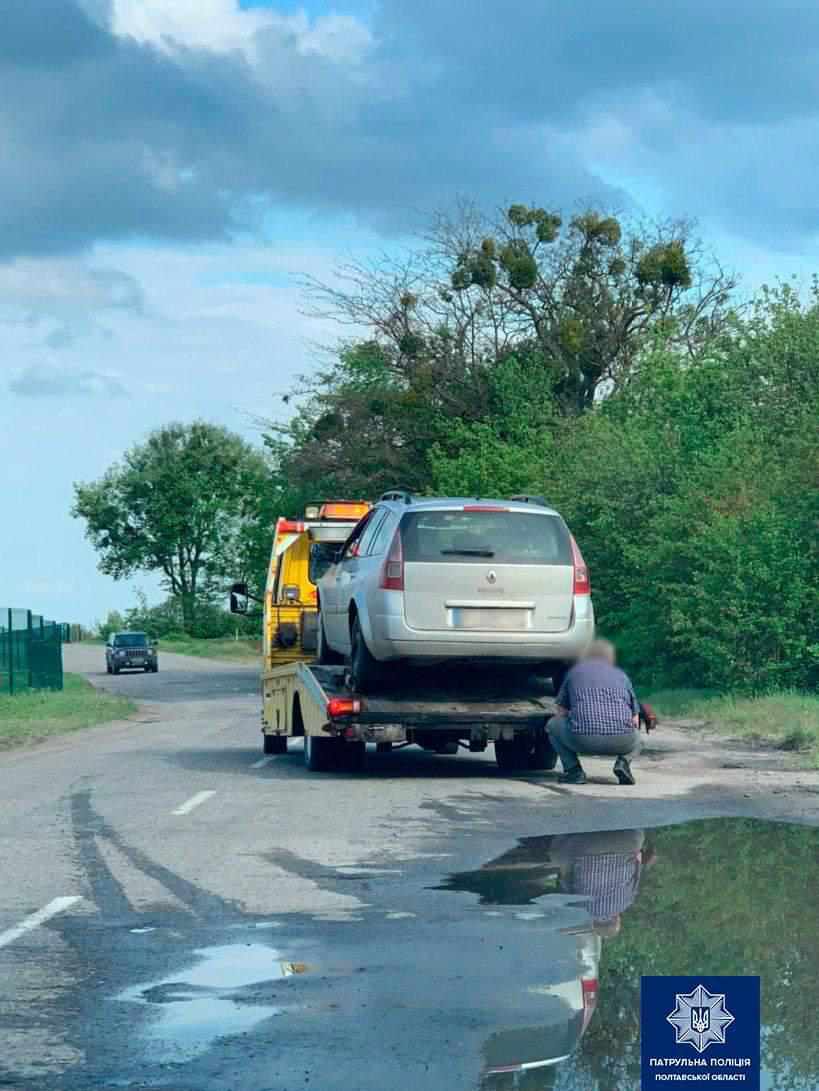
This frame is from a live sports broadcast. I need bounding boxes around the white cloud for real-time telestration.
[110,0,372,66]
[9,363,128,399]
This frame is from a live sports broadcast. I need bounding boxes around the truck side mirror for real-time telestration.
[230,592,247,615]
[230,582,249,596]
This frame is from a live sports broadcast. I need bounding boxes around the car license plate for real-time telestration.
[450,608,531,631]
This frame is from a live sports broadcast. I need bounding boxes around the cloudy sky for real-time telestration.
[3,0,818,625]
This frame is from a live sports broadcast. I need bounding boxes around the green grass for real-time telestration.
[644,688,819,764]
[155,635,261,661]
[0,674,135,750]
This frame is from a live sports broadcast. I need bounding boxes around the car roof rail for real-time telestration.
[510,494,549,507]
[380,487,414,504]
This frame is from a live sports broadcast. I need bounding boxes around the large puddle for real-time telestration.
[442,818,819,1090]
[113,818,819,1089]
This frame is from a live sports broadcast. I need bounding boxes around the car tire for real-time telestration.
[112,665,120,675]
[263,734,288,755]
[316,613,343,666]
[349,616,382,693]
[106,662,112,674]
[304,734,339,772]
[494,736,532,772]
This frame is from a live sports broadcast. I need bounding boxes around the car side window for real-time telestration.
[358,510,388,556]
[369,512,396,556]
[343,512,375,559]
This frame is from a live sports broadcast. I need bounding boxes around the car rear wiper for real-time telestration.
[440,548,495,557]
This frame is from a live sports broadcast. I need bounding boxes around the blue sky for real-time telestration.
[3,0,819,625]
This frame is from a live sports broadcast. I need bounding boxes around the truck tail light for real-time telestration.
[379,528,404,591]
[571,535,591,596]
[327,697,362,719]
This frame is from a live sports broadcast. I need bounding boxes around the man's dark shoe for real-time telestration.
[614,756,636,785]
[558,766,587,785]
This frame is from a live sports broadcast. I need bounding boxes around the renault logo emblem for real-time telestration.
[486,570,497,584]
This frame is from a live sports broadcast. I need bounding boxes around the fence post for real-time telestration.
[27,610,33,689]
[7,608,13,696]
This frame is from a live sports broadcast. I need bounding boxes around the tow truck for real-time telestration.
[231,500,558,773]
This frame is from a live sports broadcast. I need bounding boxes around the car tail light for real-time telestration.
[278,519,305,534]
[462,505,508,512]
[379,528,404,590]
[570,535,591,595]
[581,978,599,1035]
[327,697,362,719]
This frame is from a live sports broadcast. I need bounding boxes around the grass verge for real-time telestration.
[644,688,819,764]
[0,673,135,750]
[156,636,260,662]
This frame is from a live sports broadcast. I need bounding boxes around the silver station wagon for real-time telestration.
[317,492,595,691]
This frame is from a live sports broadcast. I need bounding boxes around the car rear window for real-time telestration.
[399,510,572,565]
[114,633,148,647]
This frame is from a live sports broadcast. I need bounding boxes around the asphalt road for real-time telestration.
[2,645,819,1091]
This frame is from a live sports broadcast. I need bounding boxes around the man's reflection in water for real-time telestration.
[548,829,655,937]
[442,830,655,1090]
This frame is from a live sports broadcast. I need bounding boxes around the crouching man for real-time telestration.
[548,640,642,786]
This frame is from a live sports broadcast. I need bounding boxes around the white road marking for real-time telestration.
[0,896,82,950]
[172,790,215,816]
[250,756,274,770]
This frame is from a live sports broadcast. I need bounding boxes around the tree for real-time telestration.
[73,422,272,632]
[300,201,735,417]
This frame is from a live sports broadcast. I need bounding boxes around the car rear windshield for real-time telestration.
[113,634,148,647]
[399,510,572,565]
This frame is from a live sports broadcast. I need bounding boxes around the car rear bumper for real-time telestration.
[368,601,594,663]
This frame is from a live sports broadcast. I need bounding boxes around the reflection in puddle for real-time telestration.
[432,819,819,1090]
[118,943,308,1061]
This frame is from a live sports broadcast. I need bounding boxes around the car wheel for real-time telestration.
[494,736,532,772]
[316,613,343,665]
[304,734,339,772]
[349,617,382,693]
[263,734,288,755]
[112,665,120,675]
[106,662,112,674]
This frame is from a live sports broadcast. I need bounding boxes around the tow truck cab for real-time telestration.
[230,501,370,667]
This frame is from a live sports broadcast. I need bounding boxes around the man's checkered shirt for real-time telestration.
[572,851,642,920]
[556,659,639,736]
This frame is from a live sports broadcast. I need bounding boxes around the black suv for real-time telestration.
[105,632,158,674]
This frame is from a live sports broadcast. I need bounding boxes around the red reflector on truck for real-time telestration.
[327,697,362,719]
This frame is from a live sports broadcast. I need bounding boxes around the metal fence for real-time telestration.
[0,608,64,694]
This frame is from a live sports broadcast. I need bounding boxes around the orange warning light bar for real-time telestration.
[317,501,370,521]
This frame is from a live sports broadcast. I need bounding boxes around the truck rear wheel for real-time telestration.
[263,734,288,755]
[528,729,559,771]
[304,734,338,772]
[494,736,532,772]
[341,740,366,771]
